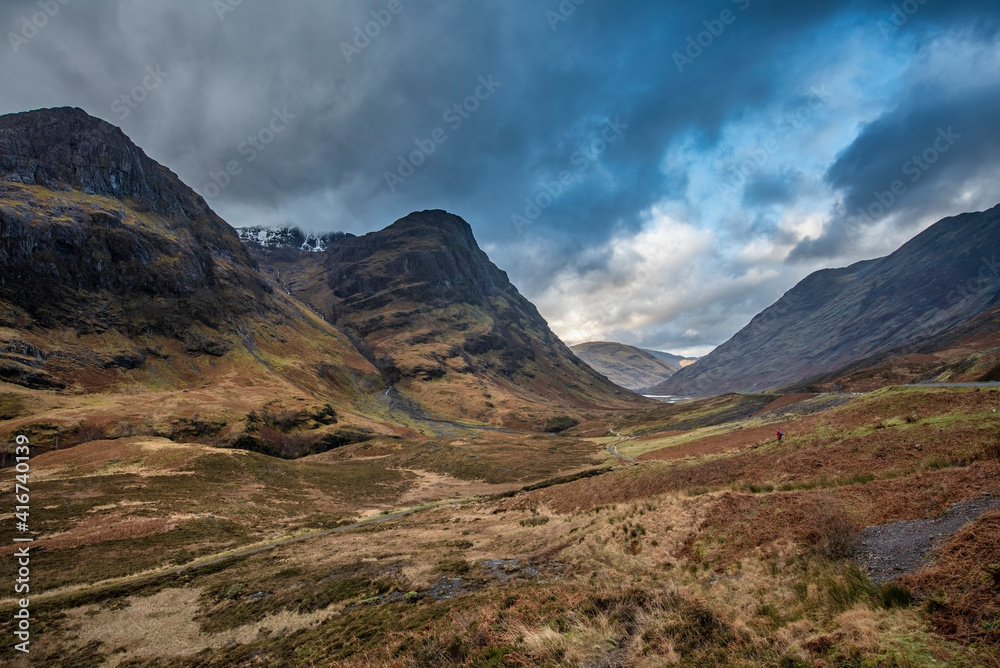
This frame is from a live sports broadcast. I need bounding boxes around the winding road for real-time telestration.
[607,429,639,465]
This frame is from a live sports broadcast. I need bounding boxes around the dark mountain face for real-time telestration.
[654,204,1000,397]
[0,107,379,401]
[0,107,267,336]
[324,211,523,328]
[0,107,233,221]
[242,211,647,427]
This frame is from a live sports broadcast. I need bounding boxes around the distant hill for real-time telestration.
[653,204,1000,397]
[242,212,649,428]
[639,348,698,370]
[571,342,692,392]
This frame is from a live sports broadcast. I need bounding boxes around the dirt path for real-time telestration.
[855,494,1000,584]
[607,430,638,464]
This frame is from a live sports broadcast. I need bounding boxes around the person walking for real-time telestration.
[776,428,784,442]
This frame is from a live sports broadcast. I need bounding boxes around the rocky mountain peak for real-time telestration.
[0,107,202,219]
[0,107,265,336]
[325,211,510,309]
[387,209,476,236]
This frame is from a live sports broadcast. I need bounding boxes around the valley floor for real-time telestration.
[2,385,999,667]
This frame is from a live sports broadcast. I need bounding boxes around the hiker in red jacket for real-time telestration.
[776,429,784,442]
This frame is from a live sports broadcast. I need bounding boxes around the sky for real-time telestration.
[1,0,998,357]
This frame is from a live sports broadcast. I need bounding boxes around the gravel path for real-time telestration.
[855,494,1000,584]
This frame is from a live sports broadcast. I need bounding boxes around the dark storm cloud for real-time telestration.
[791,81,1000,262]
[742,169,805,207]
[0,0,998,353]
[3,1,865,238]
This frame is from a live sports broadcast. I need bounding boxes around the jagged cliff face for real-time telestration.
[0,107,268,337]
[654,204,1000,397]
[244,211,647,427]
[0,107,380,403]
[324,212,509,313]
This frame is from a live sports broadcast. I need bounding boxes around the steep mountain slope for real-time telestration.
[783,301,1000,393]
[0,107,397,451]
[570,341,682,392]
[654,204,1000,396]
[242,212,648,428]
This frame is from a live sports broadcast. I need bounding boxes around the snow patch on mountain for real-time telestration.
[237,226,354,252]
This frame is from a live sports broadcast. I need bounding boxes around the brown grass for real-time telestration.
[637,424,778,461]
[754,393,818,415]
[899,509,1000,646]
[2,383,999,666]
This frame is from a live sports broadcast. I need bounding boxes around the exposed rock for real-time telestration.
[0,361,66,390]
[0,107,270,335]
[237,225,353,253]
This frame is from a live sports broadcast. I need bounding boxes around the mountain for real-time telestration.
[0,107,266,340]
[570,341,685,392]
[237,225,354,254]
[782,300,1000,393]
[241,212,648,428]
[0,107,396,453]
[640,348,698,369]
[653,204,1000,397]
